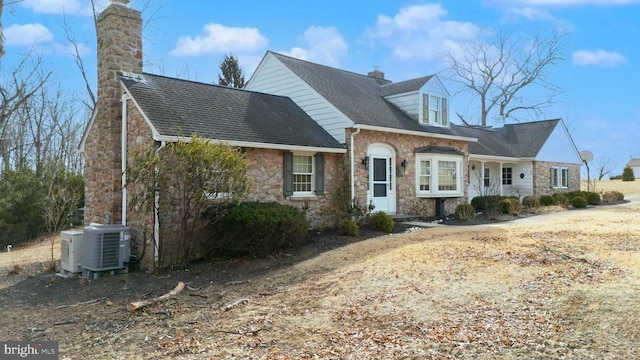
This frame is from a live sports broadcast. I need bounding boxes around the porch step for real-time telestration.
[390,214,423,222]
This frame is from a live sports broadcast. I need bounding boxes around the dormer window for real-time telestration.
[422,94,448,127]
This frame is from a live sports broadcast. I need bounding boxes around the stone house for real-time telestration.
[80,1,582,268]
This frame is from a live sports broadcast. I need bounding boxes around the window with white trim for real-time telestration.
[502,167,512,185]
[551,166,569,189]
[419,160,431,191]
[422,94,449,127]
[484,168,490,187]
[283,151,325,197]
[293,155,313,194]
[415,155,463,197]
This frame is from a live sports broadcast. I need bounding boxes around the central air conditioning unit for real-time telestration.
[81,224,130,274]
[60,230,83,273]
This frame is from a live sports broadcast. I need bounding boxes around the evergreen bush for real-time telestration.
[367,212,395,233]
[571,196,588,208]
[337,218,360,237]
[586,192,601,205]
[204,202,308,257]
[539,195,555,206]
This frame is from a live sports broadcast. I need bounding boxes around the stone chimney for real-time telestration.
[367,66,384,79]
[84,0,142,225]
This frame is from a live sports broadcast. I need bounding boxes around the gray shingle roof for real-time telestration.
[120,72,344,150]
[627,158,640,167]
[270,52,462,138]
[451,119,561,158]
[379,76,434,96]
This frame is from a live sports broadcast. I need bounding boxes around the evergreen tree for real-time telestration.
[622,166,635,182]
[217,54,245,88]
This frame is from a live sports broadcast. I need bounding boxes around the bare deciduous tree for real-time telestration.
[445,29,565,127]
[0,54,51,171]
[596,157,616,180]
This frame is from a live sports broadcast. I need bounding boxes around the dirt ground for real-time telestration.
[1,180,639,359]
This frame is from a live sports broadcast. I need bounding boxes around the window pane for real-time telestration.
[419,160,431,191]
[373,158,386,181]
[293,174,312,192]
[420,160,430,175]
[502,167,512,185]
[551,168,559,187]
[438,161,457,191]
[293,155,312,174]
[484,168,490,187]
[561,168,569,187]
[373,183,387,197]
[430,96,439,110]
[293,155,313,193]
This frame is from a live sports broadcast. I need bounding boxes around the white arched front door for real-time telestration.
[367,144,396,213]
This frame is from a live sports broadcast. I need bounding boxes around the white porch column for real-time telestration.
[499,162,503,196]
[480,161,485,195]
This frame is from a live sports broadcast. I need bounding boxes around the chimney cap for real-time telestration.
[110,0,130,5]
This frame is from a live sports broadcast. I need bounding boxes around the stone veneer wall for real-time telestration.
[84,3,142,225]
[532,161,581,196]
[346,129,468,216]
[123,100,156,270]
[245,148,345,229]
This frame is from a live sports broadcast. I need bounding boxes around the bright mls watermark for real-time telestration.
[1,341,58,359]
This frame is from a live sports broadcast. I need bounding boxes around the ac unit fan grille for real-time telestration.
[61,240,70,264]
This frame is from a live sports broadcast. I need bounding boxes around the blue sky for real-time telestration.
[3,0,639,176]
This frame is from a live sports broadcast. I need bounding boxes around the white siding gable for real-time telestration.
[536,123,582,164]
[246,53,353,144]
[384,91,419,120]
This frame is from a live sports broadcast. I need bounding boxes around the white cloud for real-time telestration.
[364,4,480,61]
[20,0,108,16]
[503,7,555,21]
[283,26,348,66]
[4,23,54,46]
[170,23,268,57]
[572,49,627,66]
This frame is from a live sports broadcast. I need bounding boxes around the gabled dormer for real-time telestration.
[381,74,451,128]
[419,75,450,128]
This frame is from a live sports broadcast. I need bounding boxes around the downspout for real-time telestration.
[350,128,361,203]
[121,92,129,226]
[153,141,166,266]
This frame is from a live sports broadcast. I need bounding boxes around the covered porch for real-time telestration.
[468,157,534,200]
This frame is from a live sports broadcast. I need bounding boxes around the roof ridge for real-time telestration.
[269,51,393,84]
[378,75,434,88]
[501,118,561,128]
[134,72,296,100]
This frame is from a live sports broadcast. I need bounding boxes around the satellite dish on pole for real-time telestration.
[580,150,593,163]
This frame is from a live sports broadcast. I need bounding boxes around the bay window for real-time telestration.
[415,155,463,197]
